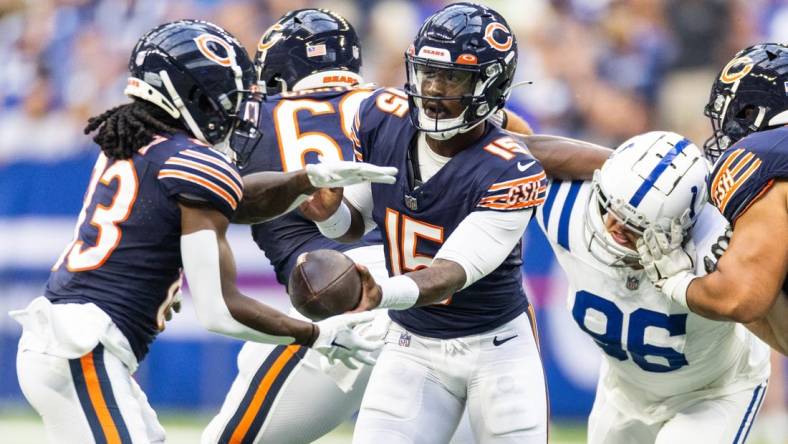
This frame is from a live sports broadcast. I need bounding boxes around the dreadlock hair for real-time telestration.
[84,99,185,159]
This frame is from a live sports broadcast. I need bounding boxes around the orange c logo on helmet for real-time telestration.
[483,22,512,52]
[195,34,234,67]
[720,56,754,84]
[257,24,285,52]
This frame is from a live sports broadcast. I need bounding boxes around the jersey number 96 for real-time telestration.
[572,290,689,373]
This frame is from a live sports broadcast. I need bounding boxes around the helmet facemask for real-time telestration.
[584,173,648,268]
[405,55,505,140]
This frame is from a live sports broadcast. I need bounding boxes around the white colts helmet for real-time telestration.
[584,131,710,267]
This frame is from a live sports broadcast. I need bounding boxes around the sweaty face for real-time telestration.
[604,213,641,251]
[413,64,475,119]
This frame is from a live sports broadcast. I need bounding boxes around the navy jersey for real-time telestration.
[353,88,548,338]
[709,126,788,294]
[237,86,381,285]
[46,133,243,361]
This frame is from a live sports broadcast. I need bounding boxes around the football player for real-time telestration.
[203,8,612,444]
[9,20,379,443]
[300,4,553,442]
[201,10,399,444]
[637,44,788,355]
[537,131,770,444]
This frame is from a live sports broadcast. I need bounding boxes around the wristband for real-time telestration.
[663,272,695,309]
[315,201,351,238]
[378,275,420,309]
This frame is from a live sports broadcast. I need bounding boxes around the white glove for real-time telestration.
[637,218,697,307]
[305,160,398,188]
[312,311,383,369]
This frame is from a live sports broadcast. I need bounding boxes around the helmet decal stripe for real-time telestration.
[628,138,691,207]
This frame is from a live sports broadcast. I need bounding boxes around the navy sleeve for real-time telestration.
[158,147,244,220]
[475,137,548,212]
[352,87,409,162]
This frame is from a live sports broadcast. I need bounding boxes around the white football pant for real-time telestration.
[17,344,165,444]
[588,379,769,444]
[352,309,548,444]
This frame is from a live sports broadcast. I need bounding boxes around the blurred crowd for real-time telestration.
[0,0,786,162]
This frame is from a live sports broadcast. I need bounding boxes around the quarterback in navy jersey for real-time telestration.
[9,20,379,444]
[301,4,551,442]
[638,44,788,355]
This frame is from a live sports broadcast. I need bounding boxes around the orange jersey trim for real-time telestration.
[717,159,762,214]
[181,150,243,184]
[488,172,546,192]
[164,157,243,198]
[158,170,239,210]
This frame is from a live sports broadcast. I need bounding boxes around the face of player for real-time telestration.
[604,213,640,251]
[415,65,475,119]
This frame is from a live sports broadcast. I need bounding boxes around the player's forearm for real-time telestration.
[765,295,788,355]
[686,270,776,323]
[406,259,466,307]
[521,134,612,180]
[223,291,316,346]
[234,171,315,224]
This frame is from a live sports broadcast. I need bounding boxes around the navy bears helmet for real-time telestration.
[704,43,788,161]
[404,2,518,140]
[125,20,256,146]
[254,9,362,95]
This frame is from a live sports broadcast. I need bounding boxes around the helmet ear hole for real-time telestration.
[736,105,757,120]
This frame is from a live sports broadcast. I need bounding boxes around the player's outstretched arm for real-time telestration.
[354,208,535,310]
[235,162,397,225]
[520,134,612,180]
[497,108,612,180]
[180,202,382,365]
[685,182,788,324]
[180,202,316,343]
[234,170,316,224]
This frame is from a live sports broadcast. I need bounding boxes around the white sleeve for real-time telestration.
[181,230,295,345]
[343,181,376,234]
[434,209,533,289]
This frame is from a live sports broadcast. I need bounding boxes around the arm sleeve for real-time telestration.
[181,230,295,345]
[475,143,548,212]
[343,181,376,234]
[158,148,244,220]
[434,208,533,289]
[709,146,771,223]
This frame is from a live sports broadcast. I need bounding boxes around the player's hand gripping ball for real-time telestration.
[288,250,362,321]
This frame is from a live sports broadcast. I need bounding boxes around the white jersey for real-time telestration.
[537,180,770,422]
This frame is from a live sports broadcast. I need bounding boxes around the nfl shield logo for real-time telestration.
[626,276,640,291]
[399,332,411,347]
[404,195,418,211]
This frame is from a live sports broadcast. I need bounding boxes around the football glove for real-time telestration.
[305,160,398,188]
[704,226,732,273]
[312,311,383,369]
[156,274,183,332]
[637,217,697,307]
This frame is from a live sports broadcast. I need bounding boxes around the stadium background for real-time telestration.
[0,0,785,442]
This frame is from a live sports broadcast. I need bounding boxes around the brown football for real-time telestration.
[287,249,362,321]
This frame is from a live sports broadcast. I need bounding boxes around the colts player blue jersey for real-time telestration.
[353,88,547,338]
[238,86,380,285]
[709,126,788,294]
[45,133,243,361]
